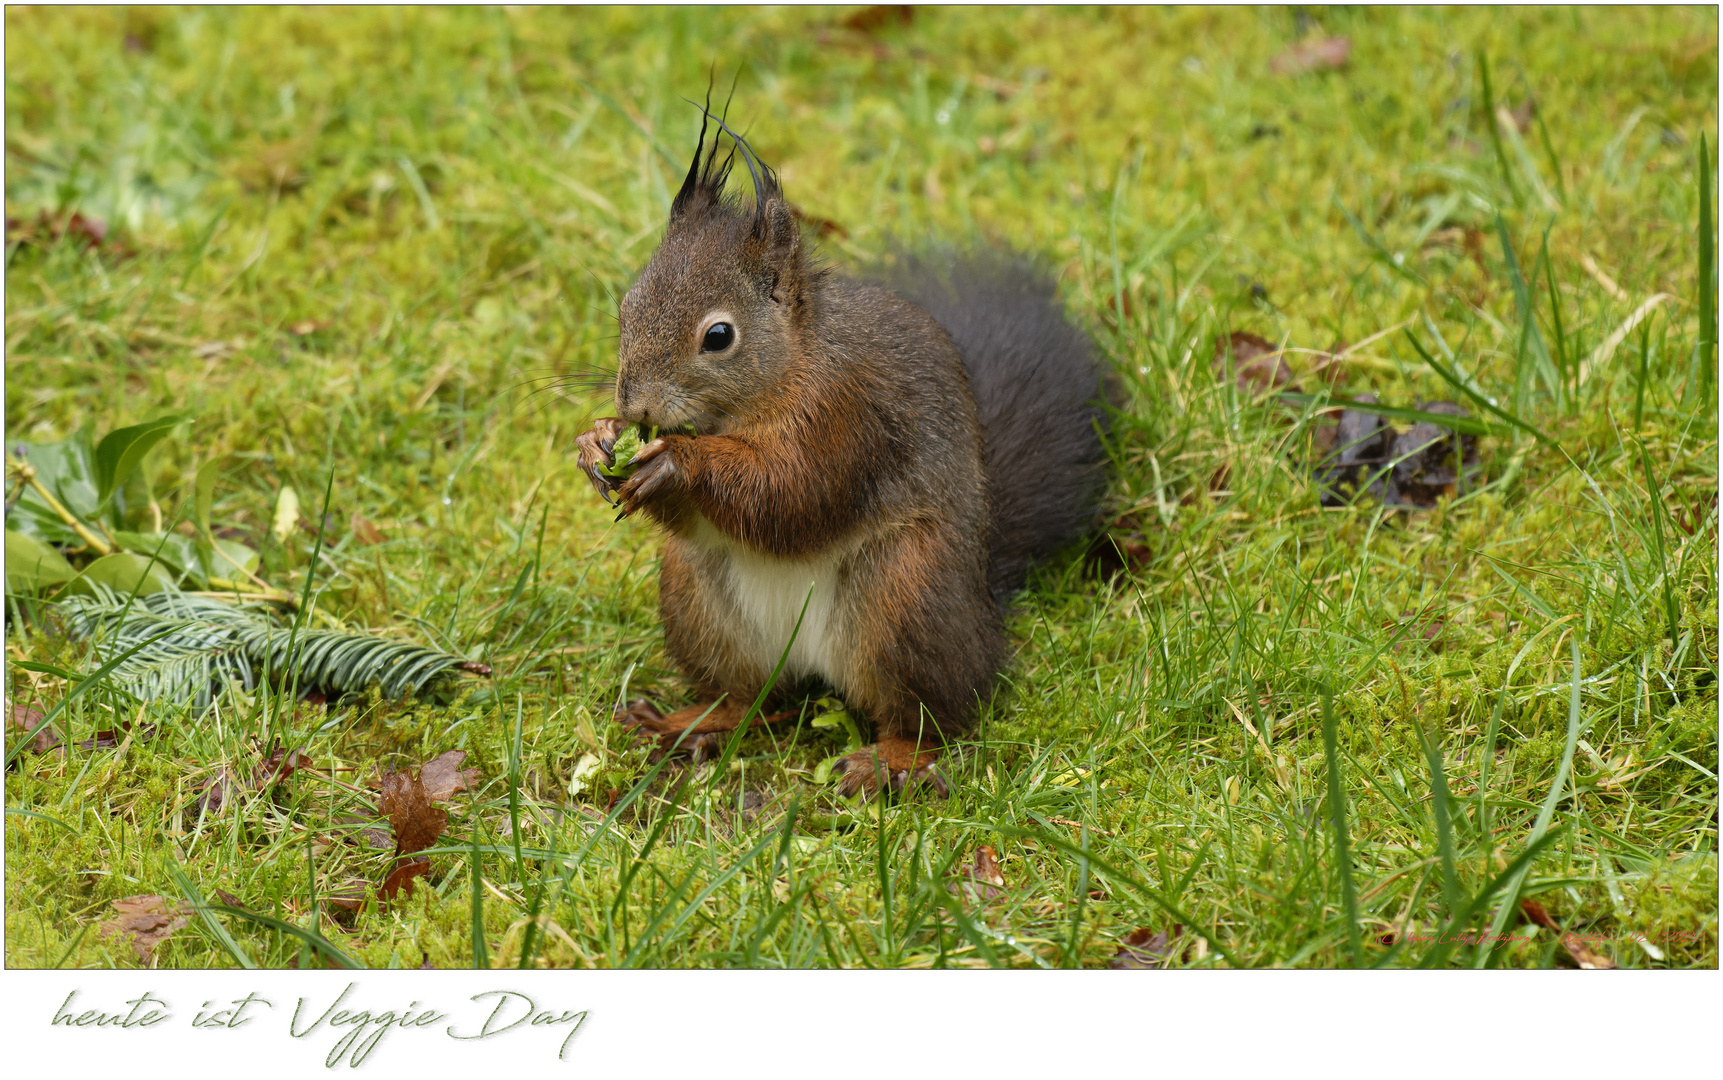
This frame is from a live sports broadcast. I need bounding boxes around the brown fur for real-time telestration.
[575,114,1103,797]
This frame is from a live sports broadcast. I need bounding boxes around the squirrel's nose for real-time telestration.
[614,383,650,426]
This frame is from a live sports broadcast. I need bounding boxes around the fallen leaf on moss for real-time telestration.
[7,702,61,756]
[196,743,314,814]
[378,765,447,858]
[100,895,190,963]
[379,857,431,906]
[195,768,243,815]
[1316,394,1393,505]
[1110,925,1184,969]
[258,743,313,785]
[1214,331,1295,395]
[326,882,367,914]
[1521,899,1616,969]
[419,749,481,802]
[1387,401,1481,507]
[75,722,158,751]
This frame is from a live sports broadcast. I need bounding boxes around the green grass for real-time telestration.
[5,6,1716,970]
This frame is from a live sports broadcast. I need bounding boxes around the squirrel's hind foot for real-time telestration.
[831,738,950,800]
[614,697,793,762]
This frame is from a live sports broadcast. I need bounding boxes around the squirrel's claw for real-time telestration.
[575,418,629,505]
[617,445,678,507]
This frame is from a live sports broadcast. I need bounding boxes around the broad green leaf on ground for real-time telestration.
[4,530,76,593]
[93,415,182,510]
[111,530,205,583]
[6,432,99,543]
[63,552,173,597]
[199,536,260,581]
[115,531,260,586]
[193,458,220,537]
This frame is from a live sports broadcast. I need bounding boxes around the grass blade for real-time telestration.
[1403,328,1561,452]
[1477,52,1520,205]
[167,859,256,970]
[1321,694,1362,966]
[471,815,489,970]
[1475,635,1587,955]
[1697,132,1716,399]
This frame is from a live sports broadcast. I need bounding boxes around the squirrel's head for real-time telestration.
[614,108,815,434]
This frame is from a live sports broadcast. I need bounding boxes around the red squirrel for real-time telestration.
[575,108,1109,796]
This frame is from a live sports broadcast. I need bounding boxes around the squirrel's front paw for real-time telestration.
[616,438,682,515]
[575,418,631,504]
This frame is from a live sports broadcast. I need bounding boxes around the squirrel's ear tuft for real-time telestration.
[671,107,722,221]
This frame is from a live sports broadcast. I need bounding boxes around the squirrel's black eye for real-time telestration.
[701,322,734,353]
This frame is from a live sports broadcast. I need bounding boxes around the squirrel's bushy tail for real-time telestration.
[885,253,1113,602]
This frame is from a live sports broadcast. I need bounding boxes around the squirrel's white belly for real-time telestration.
[688,516,853,687]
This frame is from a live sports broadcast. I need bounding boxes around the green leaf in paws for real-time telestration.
[597,424,657,480]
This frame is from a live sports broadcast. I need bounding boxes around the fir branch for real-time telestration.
[57,585,475,707]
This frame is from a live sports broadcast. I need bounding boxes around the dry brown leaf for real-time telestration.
[324,880,369,922]
[257,744,313,785]
[336,813,394,850]
[1214,331,1296,395]
[73,721,157,751]
[1558,932,1616,969]
[1110,925,1184,969]
[1386,401,1481,508]
[6,211,130,257]
[8,702,61,755]
[379,857,431,907]
[970,846,1004,887]
[1520,899,1616,969]
[1268,36,1351,77]
[195,767,244,815]
[419,749,481,802]
[378,768,446,857]
[100,895,190,963]
[197,743,313,814]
